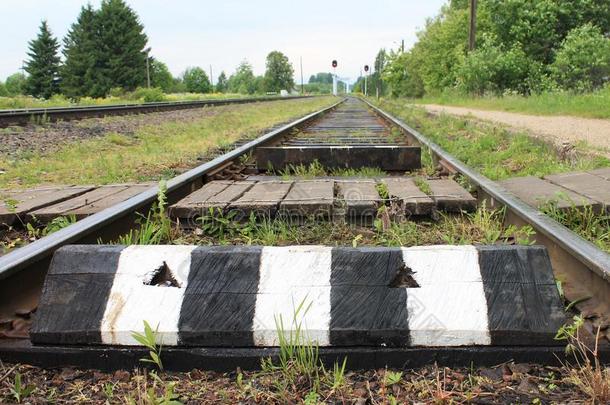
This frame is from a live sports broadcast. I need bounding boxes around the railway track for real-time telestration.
[0,95,312,127]
[1,97,609,371]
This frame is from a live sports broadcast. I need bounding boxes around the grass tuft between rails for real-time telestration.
[276,160,387,179]
[0,97,337,188]
[541,200,610,253]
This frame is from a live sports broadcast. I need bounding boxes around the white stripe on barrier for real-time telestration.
[101,245,196,345]
[402,245,491,346]
[253,246,332,346]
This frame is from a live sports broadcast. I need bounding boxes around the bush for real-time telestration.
[455,36,535,95]
[5,73,27,95]
[0,81,7,97]
[183,67,211,93]
[552,24,610,92]
[129,87,166,102]
[108,87,125,97]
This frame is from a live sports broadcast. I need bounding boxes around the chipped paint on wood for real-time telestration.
[402,245,491,346]
[100,245,196,345]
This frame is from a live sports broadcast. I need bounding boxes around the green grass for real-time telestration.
[178,205,535,248]
[277,160,387,179]
[0,97,337,188]
[374,99,610,181]
[541,200,610,253]
[0,92,293,110]
[410,87,610,119]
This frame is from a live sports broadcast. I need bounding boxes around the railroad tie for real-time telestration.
[31,244,565,348]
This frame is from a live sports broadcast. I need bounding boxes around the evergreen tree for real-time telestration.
[24,21,61,99]
[215,71,228,93]
[62,4,98,98]
[263,51,294,92]
[94,0,148,96]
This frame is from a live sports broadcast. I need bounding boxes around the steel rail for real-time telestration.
[0,98,345,280]
[363,98,610,281]
[0,95,314,126]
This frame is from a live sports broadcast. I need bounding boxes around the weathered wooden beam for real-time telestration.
[32,244,565,347]
[229,181,293,217]
[544,172,610,212]
[499,176,601,212]
[427,179,477,212]
[255,146,421,171]
[29,184,153,223]
[336,180,381,219]
[279,180,334,218]
[0,186,94,226]
[382,178,435,216]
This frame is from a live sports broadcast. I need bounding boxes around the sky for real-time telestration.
[0,0,447,84]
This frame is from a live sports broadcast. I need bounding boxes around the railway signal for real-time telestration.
[331,60,338,95]
[364,65,369,96]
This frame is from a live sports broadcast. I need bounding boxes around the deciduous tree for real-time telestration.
[215,71,228,93]
[552,24,610,92]
[5,73,27,95]
[149,59,174,92]
[264,51,294,92]
[183,67,211,93]
[228,61,256,94]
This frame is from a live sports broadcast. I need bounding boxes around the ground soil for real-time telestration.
[422,104,610,157]
[0,361,602,404]
[0,107,224,157]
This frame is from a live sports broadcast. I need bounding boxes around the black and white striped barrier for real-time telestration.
[31,245,565,347]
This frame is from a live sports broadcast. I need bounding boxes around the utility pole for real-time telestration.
[300,56,304,94]
[209,65,214,92]
[145,47,151,88]
[469,0,477,51]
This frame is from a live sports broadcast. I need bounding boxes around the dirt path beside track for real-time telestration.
[422,104,610,157]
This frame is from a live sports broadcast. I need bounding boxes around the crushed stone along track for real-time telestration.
[0,97,609,371]
[0,95,313,128]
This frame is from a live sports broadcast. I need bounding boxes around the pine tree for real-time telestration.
[24,21,61,99]
[62,5,98,98]
[94,0,148,96]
